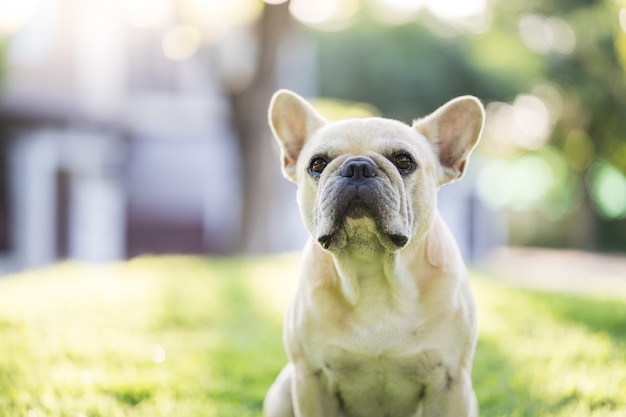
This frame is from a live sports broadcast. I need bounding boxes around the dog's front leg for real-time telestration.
[421,369,478,417]
[292,360,340,417]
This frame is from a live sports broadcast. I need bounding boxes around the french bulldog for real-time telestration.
[263,89,485,417]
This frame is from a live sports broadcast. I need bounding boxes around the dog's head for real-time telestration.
[269,90,484,254]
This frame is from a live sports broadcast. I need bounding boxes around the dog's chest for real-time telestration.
[310,305,449,417]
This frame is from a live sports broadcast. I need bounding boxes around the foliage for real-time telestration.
[317,17,539,122]
[0,255,624,416]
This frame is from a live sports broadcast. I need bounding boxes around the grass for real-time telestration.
[0,254,624,417]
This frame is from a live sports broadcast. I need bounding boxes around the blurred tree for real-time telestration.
[225,2,298,253]
[318,18,536,123]
[509,0,626,249]
[314,0,626,251]
[214,0,625,252]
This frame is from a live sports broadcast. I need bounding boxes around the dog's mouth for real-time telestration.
[343,198,371,219]
[317,196,409,251]
[317,230,408,250]
[317,229,408,251]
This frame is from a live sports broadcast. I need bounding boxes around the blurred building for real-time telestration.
[0,0,503,274]
[0,0,260,272]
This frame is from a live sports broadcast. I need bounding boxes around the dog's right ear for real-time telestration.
[413,96,484,186]
[269,89,327,182]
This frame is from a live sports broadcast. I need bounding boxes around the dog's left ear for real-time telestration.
[413,96,485,185]
[269,89,327,182]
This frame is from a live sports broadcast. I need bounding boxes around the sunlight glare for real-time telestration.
[290,0,358,30]
[620,8,626,32]
[80,370,95,386]
[162,24,202,61]
[121,0,170,28]
[180,0,262,45]
[371,0,487,26]
[248,258,298,316]
[370,0,427,25]
[426,0,486,20]
[151,344,167,363]
[0,0,39,34]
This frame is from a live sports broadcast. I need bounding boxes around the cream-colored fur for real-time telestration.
[264,90,485,417]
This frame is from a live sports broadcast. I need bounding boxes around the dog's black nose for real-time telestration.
[340,157,376,181]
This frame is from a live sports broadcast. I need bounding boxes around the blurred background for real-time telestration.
[0,0,625,274]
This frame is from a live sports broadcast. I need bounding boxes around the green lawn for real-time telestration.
[0,255,624,417]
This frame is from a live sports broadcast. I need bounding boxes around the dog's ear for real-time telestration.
[269,89,327,182]
[413,96,484,185]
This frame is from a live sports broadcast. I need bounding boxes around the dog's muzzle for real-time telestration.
[316,156,409,250]
[335,156,380,219]
[336,157,379,219]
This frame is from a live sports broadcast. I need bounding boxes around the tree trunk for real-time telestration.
[227,2,302,253]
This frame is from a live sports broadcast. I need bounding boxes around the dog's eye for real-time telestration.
[309,156,328,177]
[393,153,415,174]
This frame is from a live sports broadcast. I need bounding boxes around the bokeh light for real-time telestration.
[518,14,576,55]
[426,0,486,21]
[484,94,554,152]
[478,156,554,211]
[162,25,202,61]
[369,0,428,25]
[121,0,170,28]
[289,0,358,31]
[587,160,626,220]
[150,344,167,363]
[179,0,262,45]
[477,146,574,219]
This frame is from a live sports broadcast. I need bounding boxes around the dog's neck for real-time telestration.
[323,213,460,307]
[331,249,397,306]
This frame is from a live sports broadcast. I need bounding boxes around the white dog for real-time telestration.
[264,90,485,417]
